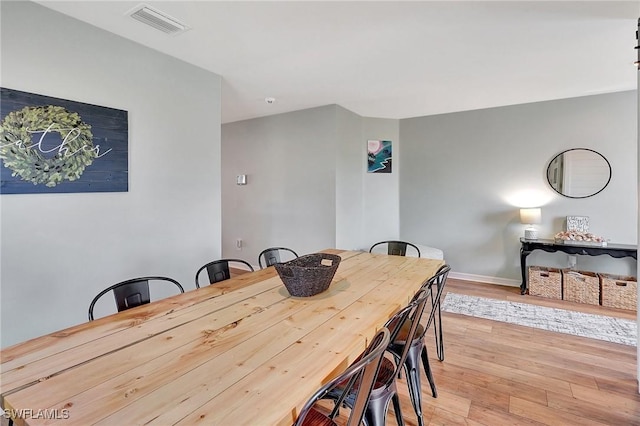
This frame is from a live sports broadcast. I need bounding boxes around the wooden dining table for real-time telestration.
[1,250,444,425]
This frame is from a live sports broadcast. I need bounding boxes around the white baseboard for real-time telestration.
[449,271,520,287]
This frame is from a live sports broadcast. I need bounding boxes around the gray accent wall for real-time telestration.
[362,118,400,248]
[400,91,637,281]
[1,2,222,347]
[222,91,636,282]
[336,106,365,249]
[222,106,338,266]
[222,106,402,265]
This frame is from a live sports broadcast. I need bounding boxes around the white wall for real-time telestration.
[222,106,402,262]
[221,106,338,266]
[400,91,637,283]
[0,2,222,347]
[223,92,637,284]
[336,106,365,250]
[362,118,401,248]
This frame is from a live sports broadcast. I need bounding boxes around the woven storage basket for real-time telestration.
[528,266,562,299]
[562,270,599,305]
[275,253,341,297]
[600,274,637,310]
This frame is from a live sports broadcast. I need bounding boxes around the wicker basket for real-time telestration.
[275,253,341,297]
[528,266,562,299]
[562,270,599,305]
[600,274,637,311]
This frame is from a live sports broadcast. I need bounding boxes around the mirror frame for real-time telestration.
[546,148,611,199]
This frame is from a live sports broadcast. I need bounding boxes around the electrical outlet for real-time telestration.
[236,239,242,250]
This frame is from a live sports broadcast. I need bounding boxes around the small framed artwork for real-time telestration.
[566,216,589,232]
[367,139,392,173]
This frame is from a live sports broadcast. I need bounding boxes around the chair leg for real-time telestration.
[403,344,426,426]
[421,345,438,398]
[391,393,405,426]
[434,302,445,361]
[364,395,391,426]
[407,367,427,425]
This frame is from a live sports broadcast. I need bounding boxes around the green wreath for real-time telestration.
[0,105,95,187]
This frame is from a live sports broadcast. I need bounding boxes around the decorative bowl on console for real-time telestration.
[554,231,607,246]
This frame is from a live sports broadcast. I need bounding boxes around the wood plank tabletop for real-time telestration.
[1,250,444,425]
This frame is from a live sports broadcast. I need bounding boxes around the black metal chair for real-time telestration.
[195,259,254,288]
[327,288,431,426]
[258,247,299,269]
[388,264,451,426]
[293,328,390,426]
[369,240,421,257]
[88,276,185,321]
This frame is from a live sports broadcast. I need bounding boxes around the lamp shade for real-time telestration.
[520,208,541,225]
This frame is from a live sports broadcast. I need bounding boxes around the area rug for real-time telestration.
[441,292,637,346]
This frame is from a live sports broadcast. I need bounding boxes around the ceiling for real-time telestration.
[36,1,639,124]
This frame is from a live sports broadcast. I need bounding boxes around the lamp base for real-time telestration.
[524,228,538,240]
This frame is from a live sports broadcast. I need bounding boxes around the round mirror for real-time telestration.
[546,148,611,198]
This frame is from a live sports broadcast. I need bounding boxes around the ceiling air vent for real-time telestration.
[128,4,189,35]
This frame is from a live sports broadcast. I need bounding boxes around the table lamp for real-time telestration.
[520,208,541,240]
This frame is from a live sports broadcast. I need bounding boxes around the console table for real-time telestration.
[520,238,637,295]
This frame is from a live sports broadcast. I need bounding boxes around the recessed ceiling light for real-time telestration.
[265,97,276,104]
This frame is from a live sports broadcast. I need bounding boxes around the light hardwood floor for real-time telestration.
[389,278,639,426]
[229,268,638,424]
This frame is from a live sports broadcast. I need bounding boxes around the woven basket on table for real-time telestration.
[562,270,599,305]
[600,274,637,310]
[275,253,341,297]
[528,266,562,299]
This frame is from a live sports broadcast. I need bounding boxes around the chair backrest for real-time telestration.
[418,264,451,333]
[258,247,299,269]
[195,259,254,288]
[88,276,184,321]
[294,328,390,426]
[384,289,430,376]
[369,240,421,257]
[431,264,451,295]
